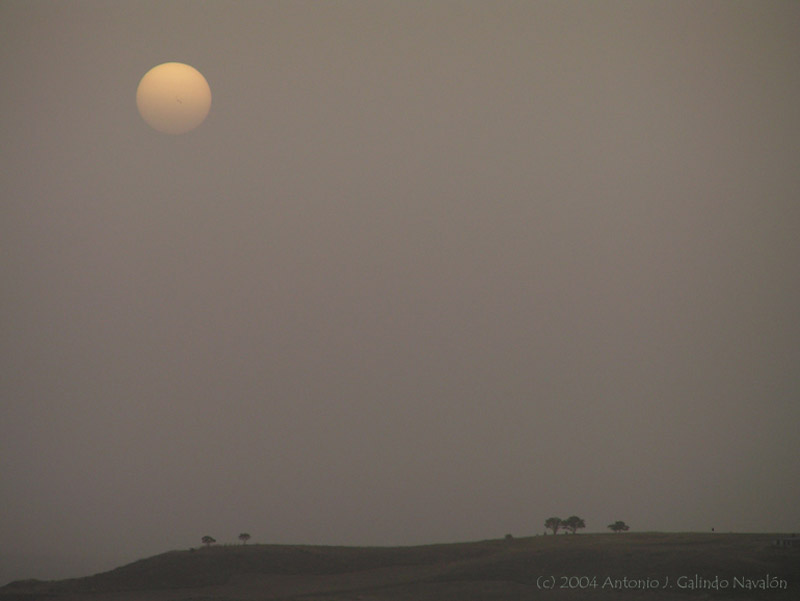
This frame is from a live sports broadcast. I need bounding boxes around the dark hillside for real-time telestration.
[53,541,500,591]
[1,533,797,601]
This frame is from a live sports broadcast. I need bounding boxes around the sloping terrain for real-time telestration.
[1,533,797,601]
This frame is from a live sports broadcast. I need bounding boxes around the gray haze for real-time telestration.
[2,0,799,584]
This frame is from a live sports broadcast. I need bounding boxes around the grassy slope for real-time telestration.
[1,533,797,601]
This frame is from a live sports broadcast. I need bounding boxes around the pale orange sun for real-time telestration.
[136,62,211,134]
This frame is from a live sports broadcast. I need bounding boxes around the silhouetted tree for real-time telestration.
[608,521,630,533]
[201,535,216,547]
[562,516,586,534]
[239,532,251,545]
[545,517,563,535]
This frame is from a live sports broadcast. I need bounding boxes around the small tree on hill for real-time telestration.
[562,516,586,534]
[201,535,216,547]
[608,521,630,533]
[545,517,562,535]
[239,532,251,545]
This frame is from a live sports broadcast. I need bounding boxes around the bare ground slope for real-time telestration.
[1,533,797,601]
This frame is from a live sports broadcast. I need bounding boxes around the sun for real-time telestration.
[136,62,211,134]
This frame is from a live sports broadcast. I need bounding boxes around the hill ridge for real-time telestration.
[2,533,798,600]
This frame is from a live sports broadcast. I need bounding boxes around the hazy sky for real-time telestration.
[2,0,799,583]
